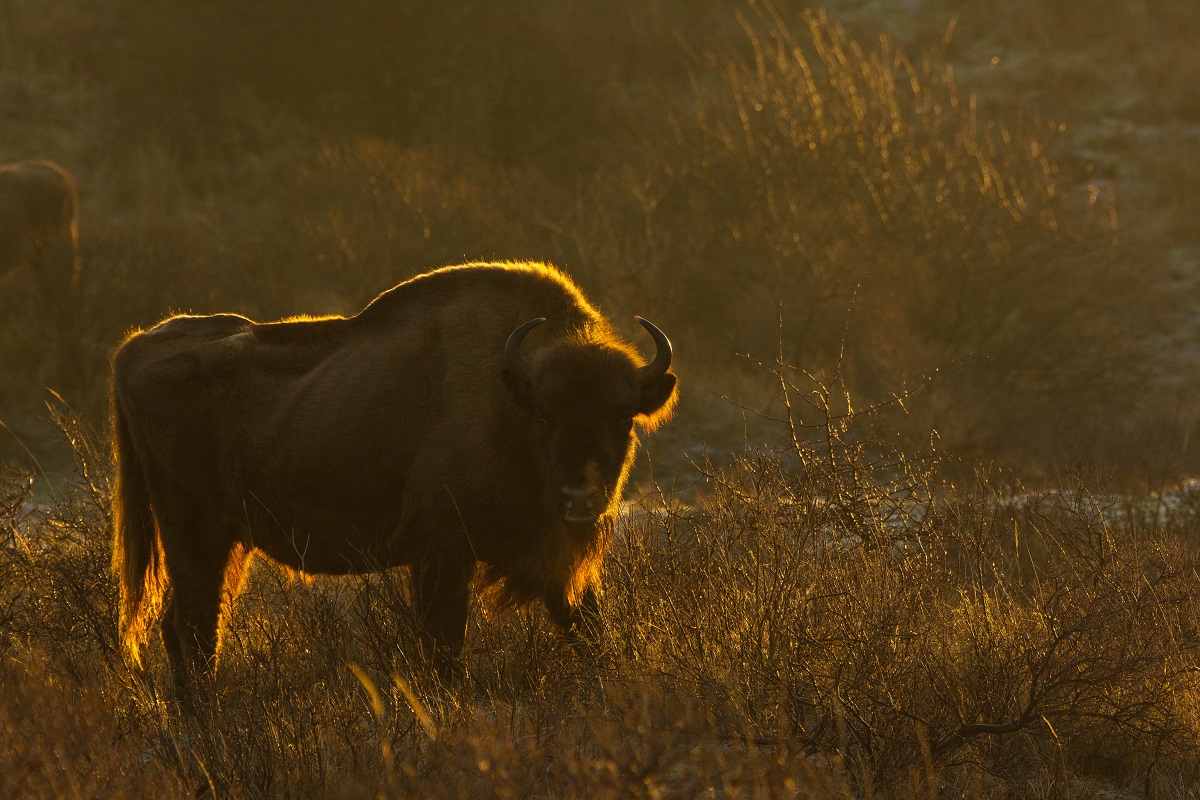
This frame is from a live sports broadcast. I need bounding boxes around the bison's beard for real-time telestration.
[477,513,614,614]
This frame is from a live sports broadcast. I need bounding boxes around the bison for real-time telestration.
[111,261,678,686]
[0,159,81,317]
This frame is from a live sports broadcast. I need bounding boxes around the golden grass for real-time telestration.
[4,392,1200,797]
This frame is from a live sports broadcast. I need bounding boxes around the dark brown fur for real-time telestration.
[111,262,677,684]
[0,160,81,311]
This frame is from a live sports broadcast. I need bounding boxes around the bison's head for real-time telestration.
[503,317,677,525]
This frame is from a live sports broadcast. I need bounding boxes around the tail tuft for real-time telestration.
[111,386,167,667]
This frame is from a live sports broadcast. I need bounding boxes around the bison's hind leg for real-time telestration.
[156,510,250,694]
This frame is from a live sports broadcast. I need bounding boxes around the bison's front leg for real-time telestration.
[544,584,603,649]
[412,553,474,682]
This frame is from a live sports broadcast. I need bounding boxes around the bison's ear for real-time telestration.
[636,372,678,431]
[503,369,535,409]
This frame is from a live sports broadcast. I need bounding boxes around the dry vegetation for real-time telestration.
[4,393,1200,797]
[3,0,1200,797]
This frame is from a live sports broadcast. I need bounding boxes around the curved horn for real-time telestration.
[505,317,546,375]
[634,316,672,385]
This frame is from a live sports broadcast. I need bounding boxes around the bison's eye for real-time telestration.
[534,407,550,426]
[615,415,634,433]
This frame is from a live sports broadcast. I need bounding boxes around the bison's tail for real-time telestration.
[111,385,166,667]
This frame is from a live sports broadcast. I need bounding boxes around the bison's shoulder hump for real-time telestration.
[359,261,600,325]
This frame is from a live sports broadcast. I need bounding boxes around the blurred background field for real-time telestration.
[3,1,1200,796]
[1,0,1198,482]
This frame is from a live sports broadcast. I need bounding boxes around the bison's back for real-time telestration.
[358,262,602,335]
[0,160,75,233]
[0,160,77,280]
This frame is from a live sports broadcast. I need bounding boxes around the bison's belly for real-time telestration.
[238,497,413,575]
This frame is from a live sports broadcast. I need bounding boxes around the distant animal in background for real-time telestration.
[0,159,81,321]
[110,261,679,690]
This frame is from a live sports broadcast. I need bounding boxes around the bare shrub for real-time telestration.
[606,358,1200,791]
[2,379,1199,796]
[577,4,1157,468]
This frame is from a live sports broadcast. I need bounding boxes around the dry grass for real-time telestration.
[3,387,1200,797]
